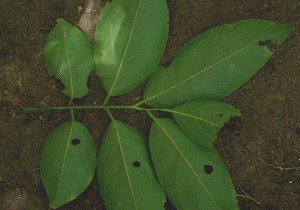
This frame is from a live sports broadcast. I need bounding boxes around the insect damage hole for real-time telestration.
[132,161,141,167]
[204,165,213,174]
[258,40,266,46]
[72,139,80,145]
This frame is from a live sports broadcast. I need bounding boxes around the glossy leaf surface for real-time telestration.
[44,18,94,99]
[94,0,169,96]
[172,101,241,148]
[142,19,294,108]
[150,118,238,210]
[40,121,96,209]
[97,120,165,210]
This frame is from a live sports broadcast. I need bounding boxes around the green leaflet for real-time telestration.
[141,19,294,108]
[40,121,96,209]
[97,120,165,210]
[44,19,94,99]
[94,0,169,97]
[172,101,241,148]
[150,118,238,210]
[39,5,295,209]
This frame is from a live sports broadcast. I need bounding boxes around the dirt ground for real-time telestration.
[0,0,299,209]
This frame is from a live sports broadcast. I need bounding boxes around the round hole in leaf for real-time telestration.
[204,165,213,174]
[132,161,141,167]
[258,40,266,46]
[71,139,80,145]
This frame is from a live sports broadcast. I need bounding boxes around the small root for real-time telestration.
[257,137,300,171]
[237,187,264,206]
[18,77,26,95]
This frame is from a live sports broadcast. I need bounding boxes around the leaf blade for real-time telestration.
[97,120,165,210]
[150,118,238,210]
[172,101,241,148]
[94,0,169,96]
[44,19,94,99]
[142,19,294,108]
[40,121,96,209]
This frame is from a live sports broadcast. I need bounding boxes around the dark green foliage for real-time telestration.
[38,0,293,209]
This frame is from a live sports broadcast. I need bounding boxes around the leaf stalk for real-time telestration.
[21,104,177,115]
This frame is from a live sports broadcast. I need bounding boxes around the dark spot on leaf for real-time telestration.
[72,139,80,145]
[258,40,266,46]
[117,5,120,10]
[219,113,223,117]
[204,165,213,174]
[132,161,141,167]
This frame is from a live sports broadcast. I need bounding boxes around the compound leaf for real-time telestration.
[150,118,238,210]
[142,19,294,108]
[94,0,169,97]
[40,121,96,209]
[44,18,94,99]
[172,101,241,148]
[97,120,165,210]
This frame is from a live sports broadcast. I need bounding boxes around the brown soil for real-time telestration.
[0,0,299,209]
